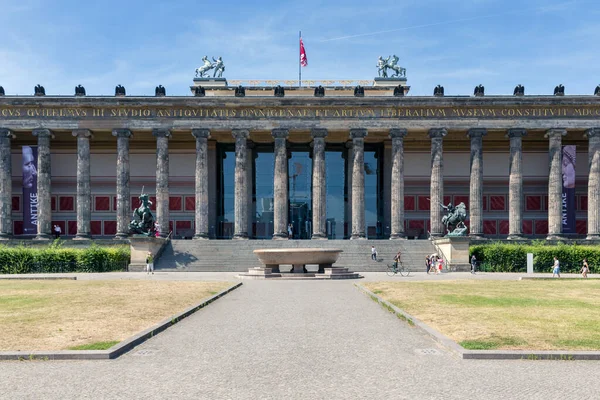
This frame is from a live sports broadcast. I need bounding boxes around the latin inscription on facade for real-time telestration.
[1,106,600,120]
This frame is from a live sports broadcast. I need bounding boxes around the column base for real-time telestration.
[507,234,526,240]
[0,233,12,240]
[469,234,485,240]
[34,233,52,240]
[233,233,249,240]
[350,234,366,240]
[586,234,600,240]
[389,233,406,240]
[193,233,209,240]
[546,234,564,240]
[73,233,91,240]
[429,233,444,239]
[114,233,129,240]
[311,233,327,240]
[272,233,288,240]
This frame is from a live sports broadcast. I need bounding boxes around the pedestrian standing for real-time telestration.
[471,255,477,274]
[581,258,589,278]
[288,223,293,239]
[371,246,377,261]
[426,255,431,274]
[53,224,61,239]
[146,251,154,275]
[552,257,561,278]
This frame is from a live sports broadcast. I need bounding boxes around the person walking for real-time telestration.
[552,257,561,278]
[471,255,477,274]
[581,258,589,278]
[425,255,431,274]
[53,224,61,239]
[146,251,154,275]
[371,246,377,261]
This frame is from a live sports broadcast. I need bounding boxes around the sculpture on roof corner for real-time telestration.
[440,202,468,236]
[195,56,226,78]
[376,55,406,78]
[129,190,156,237]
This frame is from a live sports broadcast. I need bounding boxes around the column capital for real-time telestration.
[32,128,54,139]
[152,128,171,139]
[349,128,367,139]
[72,129,93,139]
[389,128,408,139]
[271,128,289,139]
[311,128,328,139]
[467,128,487,138]
[544,128,567,139]
[428,128,447,138]
[506,128,527,138]
[232,129,249,139]
[112,129,133,138]
[0,128,15,139]
[192,128,211,139]
[584,128,600,138]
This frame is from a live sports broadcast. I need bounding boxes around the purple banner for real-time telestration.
[22,146,38,235]
[562,145,576,234]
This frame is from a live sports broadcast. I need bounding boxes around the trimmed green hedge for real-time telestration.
[0,243,130,274]
[470,242,600,273]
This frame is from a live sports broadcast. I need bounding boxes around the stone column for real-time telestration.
[350,128,367,239]
[113,129,132,239]
[73,129,93,240]
[585,128,600,240]
[389,129,407,239]
[272,129,289,239]
[0,129,15,239]
[154,129,171,238]
[467,128,487,238]
[507,129,527,239]
[33,129,54,240]
[232,129,249,239]
[545,128,567,240]
[429,128,447,237]
[192,129,210,239]
[311,128,328,239]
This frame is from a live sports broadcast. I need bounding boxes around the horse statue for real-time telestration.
[441,202,468,236]
[129,192,155,236]
[386,55,406,78]
[195,56,214,78]
[212,56,225,78]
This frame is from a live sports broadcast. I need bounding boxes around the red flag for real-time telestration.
[300,37,308,67]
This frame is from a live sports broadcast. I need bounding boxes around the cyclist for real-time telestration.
[393,251,402,272]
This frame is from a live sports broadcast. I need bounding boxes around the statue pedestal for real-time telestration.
[373,77,407,87]
[129,236,168,272]
[431,237,470,272]
[192,78,228,87]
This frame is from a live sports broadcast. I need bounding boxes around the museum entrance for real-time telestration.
[288,148,312,239]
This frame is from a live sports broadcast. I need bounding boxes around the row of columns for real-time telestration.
[0,127,598,240]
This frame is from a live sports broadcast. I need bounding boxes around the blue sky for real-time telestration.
[0,0,598,96]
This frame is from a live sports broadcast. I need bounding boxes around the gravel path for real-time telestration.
[1,276,599,399]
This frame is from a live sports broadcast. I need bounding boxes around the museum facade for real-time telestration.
[0,82,598,241]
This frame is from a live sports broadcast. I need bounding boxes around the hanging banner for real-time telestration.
[561,145,576,234]
[22,146,38,235]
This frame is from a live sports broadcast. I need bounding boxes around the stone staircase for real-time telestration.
[155,239,436,272]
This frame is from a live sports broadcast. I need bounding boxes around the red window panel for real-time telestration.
[417,196,430,211]
[185,196,195,211]
[523,220,533,235]
[576,220,587,235]
[131,196,140,211]
[499,220,509,235]
[103,221,117,236]
[150,196,156,211]
[483,220,497,235]
[51,221,66,235]
[404,196,415,211]
[443,195,451,205]
[543,196,548,211]
[408,220,425,231]
[534,220,548,235]
[169,196,182,211]
[176,221,192,236]
[113,196,117,211]
[483,195,487,211]
[453,195,469,208]
[13,220,23,235]
[490,195,506,211]
[51,196,57,212]
[68,221,77,236]
[91,221,102,236]
[526,195,542,211]
[95,196,110,211]
[59,196,75,212]
[580,195,588,211]
[12,196,20,212]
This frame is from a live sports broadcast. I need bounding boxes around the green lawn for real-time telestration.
[364,280,600,350]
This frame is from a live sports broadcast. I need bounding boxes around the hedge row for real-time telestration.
[0,244,130,274]
[470,242,600,273]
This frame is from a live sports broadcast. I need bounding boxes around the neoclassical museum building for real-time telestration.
[0,80,598,241]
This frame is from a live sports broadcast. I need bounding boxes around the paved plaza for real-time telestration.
[1,273,599,399]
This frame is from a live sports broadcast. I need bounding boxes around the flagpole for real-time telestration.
[299,30,302,87]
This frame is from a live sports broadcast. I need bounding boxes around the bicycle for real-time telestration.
[386,261,410,277]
